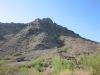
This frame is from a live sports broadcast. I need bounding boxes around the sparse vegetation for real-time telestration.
[1,53,100,75]
[24,49,29,52]
[58,47,66,53]
[12,52,20,56]
[3,52,21,60]
[52,57,75,74]
[24,57,52,72]
[0,61,21,75]
[77,53,100,75]
[26,45,30,50]
[3,55,12,60]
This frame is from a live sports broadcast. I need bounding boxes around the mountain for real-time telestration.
[0,18,99,61]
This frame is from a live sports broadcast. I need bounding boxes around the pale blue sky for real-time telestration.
[0,0,100,42]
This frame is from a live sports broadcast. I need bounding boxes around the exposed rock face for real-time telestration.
[31,18,53,24]
[0,22,27,41]
[0,18,99,60]
[25,18,83,50]
[28,18,81,38]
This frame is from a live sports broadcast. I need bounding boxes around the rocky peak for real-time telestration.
[42,18,53,24]
[29,18,53,25]
[33,18,41,24]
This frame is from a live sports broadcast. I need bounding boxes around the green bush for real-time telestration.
[58,48,66,53]
[3,55,12,60]
[26,45,30,50]
[24,57,53,72]
[52,57,75,74]
[24,57,45,72]
[12,52,20,56]
[84,54,100,75]
[77,54,86,64]
[77,53,100,75]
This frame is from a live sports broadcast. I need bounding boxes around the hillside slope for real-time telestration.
[0,18,99,60]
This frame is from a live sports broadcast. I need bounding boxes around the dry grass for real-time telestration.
[26,69,52,75]
[27,71,40,75]
[74,69,91,75]
[21,69,91,75]
[59,69,73,75]
[56,69,91,75]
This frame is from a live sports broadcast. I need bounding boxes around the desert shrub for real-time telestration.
[77,54,86,64]
[58,48,66,53]
[3,55,12,60]
[20,67,39,75]
[26,45,30,50]
[17,43,21,46]
[3,52,20,60]
[24,49,29,52]
[52,57,75,74]
[77,53,100,75]
[12,52,20,56]
[83,54,100,75]
[24,57,45,72]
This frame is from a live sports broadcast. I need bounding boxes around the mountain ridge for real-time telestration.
[0,18,99,60]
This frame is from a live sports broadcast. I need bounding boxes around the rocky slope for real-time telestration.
[0,18,99,61]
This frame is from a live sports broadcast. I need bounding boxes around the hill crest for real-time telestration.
[0,18,99,60]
